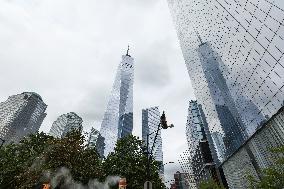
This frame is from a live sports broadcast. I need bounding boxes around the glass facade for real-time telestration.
[168,0,284,163]
[223,107,284,188]
[49,112,83,138]
[87,127,105,158]
[187,101,218,164]
[178,150,198,189]
[100,52,134,157]
[142,107,164,173]
[186,100,222,186]
[179,149,192,174]
[0,92,47,144]
[186,101,206,157]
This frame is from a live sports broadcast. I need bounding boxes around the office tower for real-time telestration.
[87,127,105,158]
[100,48,134,157]
[49,112,83,138]
[0,92,47,144]
[167,0,284,163]
[142,107,164,175]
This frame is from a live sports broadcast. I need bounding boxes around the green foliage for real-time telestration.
[0,130,102,189]
[0,132,54,188]
[0,132,165,189]
[248,145,284,189]
[102,135,166,189]
[199,179,224,189]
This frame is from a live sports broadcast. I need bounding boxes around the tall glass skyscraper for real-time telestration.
[100,49,134,157]
[49,112,83,138]
[0,92,47,144]
[142,107,164,176]
[168,0,284,163]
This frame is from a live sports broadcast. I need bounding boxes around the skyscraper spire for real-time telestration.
[126,45,131,57]
[99,49,134,157]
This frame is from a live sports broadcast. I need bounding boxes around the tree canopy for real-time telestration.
[103,135,165,189]
[0,131,165,189]
[199,179,225,189]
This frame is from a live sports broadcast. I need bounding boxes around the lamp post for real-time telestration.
[144,111,174,188]
[0,138,5,149]
[163,162,175,166]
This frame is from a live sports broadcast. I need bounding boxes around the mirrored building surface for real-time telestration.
[186,100,225,187]
[100,50,134,157]
[179,149,192,174]
[0,92,47,144]
[168,0,284,163]
[49,112,83,138]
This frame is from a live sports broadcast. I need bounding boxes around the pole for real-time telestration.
[144,111,174,188]
[0,138,5,149]
[150,123,161,158]
[146,134,150,181]
[147,123,161,181]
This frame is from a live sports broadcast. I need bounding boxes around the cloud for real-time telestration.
[74,85,110,131]
[0,0,195,186]
[135,38,181,88]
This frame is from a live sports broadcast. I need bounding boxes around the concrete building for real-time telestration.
[0,92,47,144]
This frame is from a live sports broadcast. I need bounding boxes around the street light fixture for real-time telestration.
[160,161,175,173]
[163,161,175,166]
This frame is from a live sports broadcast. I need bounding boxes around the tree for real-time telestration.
[199,179,225,189]
[0,132,54,188]
[248,145,284,189]
[0,132,166,189]
[102,135,166,189]
[0,130,102,189]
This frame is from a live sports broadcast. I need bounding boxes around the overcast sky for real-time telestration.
[0,0,196,185]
